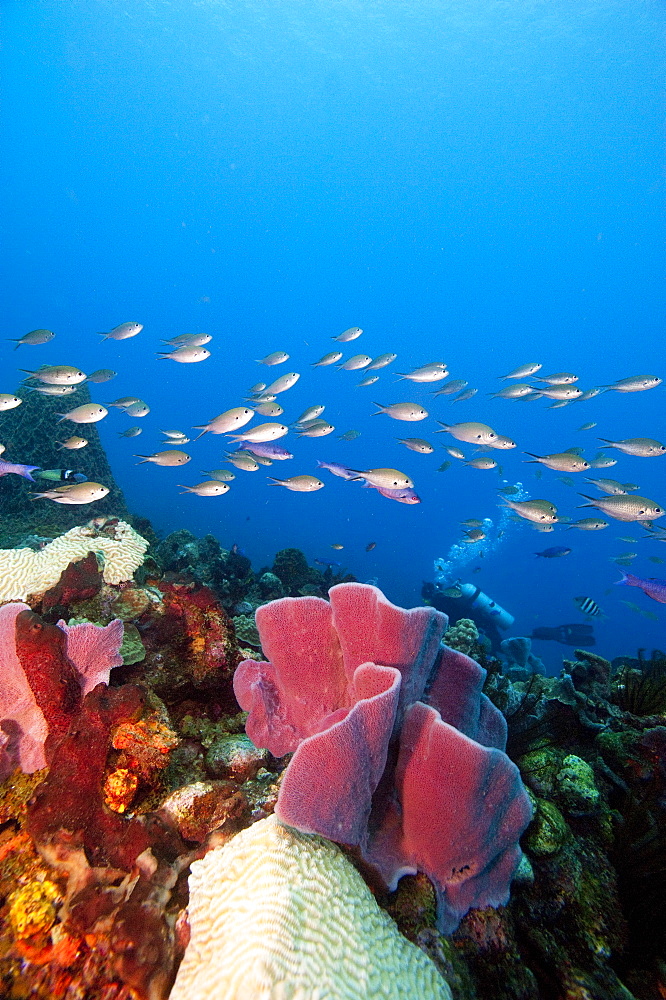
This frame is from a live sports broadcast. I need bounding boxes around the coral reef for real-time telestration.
[133,580,242,701]
[170,814,453,1000]
[234,583,532,933]
[153,529,253,609]
[444,617,481,657]
[2,539,666,1000]
[500,636,545,677]
[0,518,149,602]
[0,602,123,773]
[0,384,130,530]
[0,545,250,998]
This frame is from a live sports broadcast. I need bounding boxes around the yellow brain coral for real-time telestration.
[170,815,452,1000]
[0,519,148,601]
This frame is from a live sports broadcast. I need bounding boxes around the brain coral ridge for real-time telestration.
[170,814,453,1000]
[0,519,148,601]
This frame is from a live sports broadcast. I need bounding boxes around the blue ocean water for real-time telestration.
[2,0,664,672]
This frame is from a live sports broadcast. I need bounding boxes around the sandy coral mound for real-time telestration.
[170,814,452,1000]
[0,519,148,601]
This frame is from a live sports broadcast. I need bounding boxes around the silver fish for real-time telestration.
[31,482,109,504]
[332,327,363,342]
[267,475,325,491]
[158,346,211,363]
[577,493,664,522]
[338,355,372,371]
[56,436,88,450]
[295,405,326,423]
[597,437,665,458]
[397,438,434,454]
[201,469,236,482]
[533,372,578,384]
[566,518,609,531]
[437,421,496,444]
[312,352,343,366]
[86,369,117,383]
[296,420,335,437]
[57,403,108,424]
[264,372,300,394]
[105,396,142,408]
[98,322,143,341]
[536,386,583,400]
[489,384,536,399]
[374,401,428,421]
[193,407,255,440]
[227,422,289,443]
[503,498,558,523]
[135,450,191,467]
[254,401,284,417]
[585,478,628,495]
[524,450,589,472]
[366,353,397,370]
[162,333,212,347]
[257,351,290,365]
[22,365,86,385]
[499,363,542,379]
[396,364,448,383]
[124,401,150,418]
[179,481,231,496]
[0,394,22,411]
[9,329,55,349]
[601,375,662,392]
[348,468,414,489]
[433,379,468,396]
[225,452,260,471]
[28,385,79,396]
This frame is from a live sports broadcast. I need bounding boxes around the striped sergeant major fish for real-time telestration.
[573,596,607,619]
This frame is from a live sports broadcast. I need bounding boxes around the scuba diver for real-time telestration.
[423,579,514,652]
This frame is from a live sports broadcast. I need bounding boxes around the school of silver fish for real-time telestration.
[1,320,664,630]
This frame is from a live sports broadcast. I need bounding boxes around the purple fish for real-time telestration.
[241,442,293,460]
[316,460,362,481]
[368,483,421,505]
[615,570,666,604]
[0,460,39,482]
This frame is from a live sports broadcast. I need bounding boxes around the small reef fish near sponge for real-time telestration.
[233,581,532,934]
[0,517,148,601]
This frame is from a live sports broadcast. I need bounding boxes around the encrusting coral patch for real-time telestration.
[170,814,453,1000]
[0,518,148,601]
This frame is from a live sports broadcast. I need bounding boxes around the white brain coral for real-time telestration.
[170,815,452,1000]
[0,519,149,601]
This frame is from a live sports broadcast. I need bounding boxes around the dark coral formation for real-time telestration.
[152,530,356,611]
[0,385,129,532]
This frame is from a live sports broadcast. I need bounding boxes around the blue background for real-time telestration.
[2,0,665,670]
